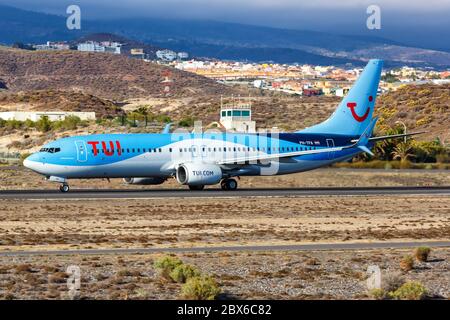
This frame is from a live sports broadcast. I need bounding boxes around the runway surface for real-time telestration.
[0,186,449,199]
[1,241,449,257]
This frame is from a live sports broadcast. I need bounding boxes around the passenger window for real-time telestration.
[159,148,162,152]
[169,148,172,152]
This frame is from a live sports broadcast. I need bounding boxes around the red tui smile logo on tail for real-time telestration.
[346,96,372,122]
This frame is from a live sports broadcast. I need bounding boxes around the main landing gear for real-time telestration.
[221,178,238,191]
[59,183,70,193]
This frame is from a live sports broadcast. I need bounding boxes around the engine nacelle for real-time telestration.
[176,163,222,186]
[123,177,166,185]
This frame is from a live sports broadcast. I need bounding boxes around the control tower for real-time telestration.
[219,97,256,133]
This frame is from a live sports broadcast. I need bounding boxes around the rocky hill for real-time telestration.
[0,90,123,117]
[376,84,450,142]
[0,46,235,101]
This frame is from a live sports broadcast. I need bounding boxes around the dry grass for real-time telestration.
[0,193,448,251]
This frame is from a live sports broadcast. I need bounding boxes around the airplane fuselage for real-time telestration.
[24,132,364,179]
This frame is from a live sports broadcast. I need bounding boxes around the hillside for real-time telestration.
[1,5,450,68]
[0,90,123,117]
[0,46,235,100]
[376,84,450,142]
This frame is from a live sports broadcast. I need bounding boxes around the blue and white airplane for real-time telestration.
[24,59,419,192]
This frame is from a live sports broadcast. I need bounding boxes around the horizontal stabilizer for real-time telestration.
[358,145,374,156]
[352,131,427,143]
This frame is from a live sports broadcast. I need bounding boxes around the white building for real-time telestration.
[34,41,70,51]
[177,52,189,60]
[77,41,121,54]
[0,111,96,122]
[219,102,256,133]
[156,49,178,61]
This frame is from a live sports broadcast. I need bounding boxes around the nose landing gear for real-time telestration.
[221,178,238,191]
[59,184,70,193]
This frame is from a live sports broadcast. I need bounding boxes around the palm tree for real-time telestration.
[391,142,415,168]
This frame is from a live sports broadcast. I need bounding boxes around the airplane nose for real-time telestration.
[23,153,41,171]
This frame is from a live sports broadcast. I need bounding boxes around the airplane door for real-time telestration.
[326,139,335,160]
[75,140,88,162]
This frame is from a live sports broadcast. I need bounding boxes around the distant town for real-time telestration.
[11,39,450,98]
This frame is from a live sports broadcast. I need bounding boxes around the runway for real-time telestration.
[0,186,448,199]
[1,241,449,257]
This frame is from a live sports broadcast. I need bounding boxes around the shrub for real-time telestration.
[181,276,221,300]
[400,255,414,272]
[178,117,195,127]
[414,247,431,262]
[36,116,51,132]
[369,288,386,300]
[153,256,183,280]
[389,281,427,300]
[169,264,200,283]
[382,272,405,292]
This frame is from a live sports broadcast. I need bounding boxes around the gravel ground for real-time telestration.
[0,248,448,300]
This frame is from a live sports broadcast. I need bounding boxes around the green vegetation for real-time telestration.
[178,116,196,127]
[370,277,427,300]
[169,264,201,283]
[0,115,88,133]
[154,255,221,300]
[414,247,431,262]
[181,276,221,300]
[368,288,386,300]
[153,256,183,280]
[381,72,399,83]
[389,281,427,300]
[338,125,449,169]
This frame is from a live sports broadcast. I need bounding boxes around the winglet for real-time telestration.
[162,123,172,134]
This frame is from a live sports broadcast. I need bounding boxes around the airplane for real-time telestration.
[24,59,421,192]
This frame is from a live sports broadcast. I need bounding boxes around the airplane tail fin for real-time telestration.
[299,59,383,136]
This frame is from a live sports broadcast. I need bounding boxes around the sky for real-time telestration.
[1,0,449,45]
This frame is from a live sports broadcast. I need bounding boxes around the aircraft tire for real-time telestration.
[59,184,70,193]
[222,178,237,191]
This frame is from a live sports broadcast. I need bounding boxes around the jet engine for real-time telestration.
[123,177,166,185]
[176,163,222,186]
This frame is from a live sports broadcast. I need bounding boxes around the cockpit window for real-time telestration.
[39,147,61,153]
